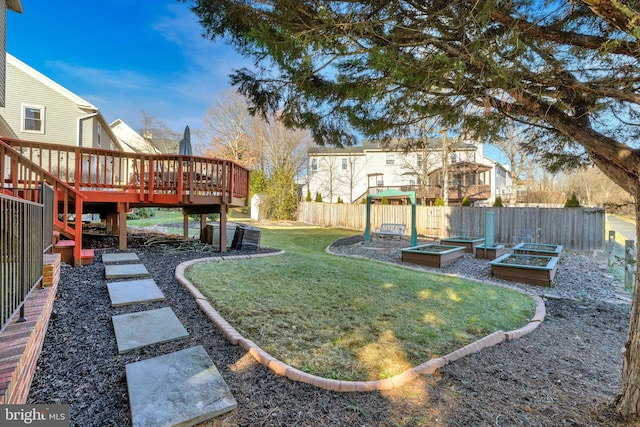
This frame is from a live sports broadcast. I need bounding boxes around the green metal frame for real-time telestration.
[364,189,418,246]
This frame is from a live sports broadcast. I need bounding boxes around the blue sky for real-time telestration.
[7,1,246,141]
[7,1,508,164]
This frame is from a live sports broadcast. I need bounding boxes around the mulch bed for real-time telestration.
[27,229,631,426]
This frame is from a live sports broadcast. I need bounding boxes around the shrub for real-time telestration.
[435,198,445,206]
[305,190,312,202]
[361,198,367,204]
[127,207,156,220]
[263,167,299,220]
[337,196,343,204]
[565,193,581,208]
[381,196,390,205]
[315,192,323,202]
[493,196,504,207]
[461,196,471,206]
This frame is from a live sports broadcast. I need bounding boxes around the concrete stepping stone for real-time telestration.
[126,346,237,427]
[107,279,164,307]
[102,252,140,264]
[105,263,150,280]
[112,307,188,354]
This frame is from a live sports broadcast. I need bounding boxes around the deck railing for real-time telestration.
[0,139,85,246]
[1,138,250,203]
[0,193,44,333]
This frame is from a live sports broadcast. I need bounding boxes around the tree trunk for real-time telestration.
[616,184,640,417]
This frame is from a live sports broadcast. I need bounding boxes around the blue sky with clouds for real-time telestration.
[7,1,509,164]
[7,1,246,140]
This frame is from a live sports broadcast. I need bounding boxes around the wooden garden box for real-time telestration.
[513,243,563,257]
[401,244,466,268]
[439,236,485,253]
[489,253,559,287]
[474,244,507,260]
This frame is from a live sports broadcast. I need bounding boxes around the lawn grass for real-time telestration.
[185,226,535,381]
[126,208,247,238]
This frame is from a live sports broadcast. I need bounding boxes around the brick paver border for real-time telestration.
[175,249,546,392]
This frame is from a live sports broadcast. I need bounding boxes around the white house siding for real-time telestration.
[0,0,6,108]
[305,140,512,205]
[307,152,367,203]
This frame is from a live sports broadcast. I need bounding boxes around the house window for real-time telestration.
[377,178,384,187]
[450,153,457,163]
[416,153,423,168]
[22,104,45,133]
[342,158,347,170]
[386,154,395,165]
[97,124,102,146]
[311,158,318,171]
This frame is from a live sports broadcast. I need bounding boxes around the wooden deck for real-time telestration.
[0,137,250,264]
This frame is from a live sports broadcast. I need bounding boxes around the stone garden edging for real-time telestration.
[175,248,546,392]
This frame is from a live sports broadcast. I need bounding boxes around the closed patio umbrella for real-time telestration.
[178,125,192,156]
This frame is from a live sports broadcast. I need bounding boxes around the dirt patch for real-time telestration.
[28,230,631,426]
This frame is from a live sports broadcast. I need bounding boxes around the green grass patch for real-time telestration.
[186,226,535,381]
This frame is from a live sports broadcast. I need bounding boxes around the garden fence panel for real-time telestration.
[297,202,605,250]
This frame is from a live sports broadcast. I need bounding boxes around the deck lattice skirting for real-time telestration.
[0,253,60,404]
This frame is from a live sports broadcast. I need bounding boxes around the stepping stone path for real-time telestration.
[127,346,237,427]
[104,252,237,426]
[107,279,165,307]
[105,263,151,280]
[102,252,142,265]
[112,307,189,354]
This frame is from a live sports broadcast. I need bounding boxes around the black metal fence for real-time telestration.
[0,192,44,333]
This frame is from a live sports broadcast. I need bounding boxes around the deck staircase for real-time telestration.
[0,139,91,265]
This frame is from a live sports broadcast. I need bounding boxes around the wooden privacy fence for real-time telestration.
[297,202,605,250]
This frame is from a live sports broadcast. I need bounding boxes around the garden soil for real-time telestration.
[27,229,631,426]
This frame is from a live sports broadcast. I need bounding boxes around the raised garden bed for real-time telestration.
[439,236,485,253]
[474,244,507,260]
[489,253,559,287]
[513,242,563,257]
[401,244,466,268]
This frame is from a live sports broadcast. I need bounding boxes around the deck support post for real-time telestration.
[199,214,207,242]
[118,202,127,250]
[106,213,118,235]
[220,204,227,252]
[183,213,189,239]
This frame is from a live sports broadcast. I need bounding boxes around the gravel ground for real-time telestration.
[27,229,632,426]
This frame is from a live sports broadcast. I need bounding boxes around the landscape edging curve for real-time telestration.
[175,247,545,392]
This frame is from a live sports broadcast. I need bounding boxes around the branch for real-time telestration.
[490,10,640,58]
[581,0,640,39]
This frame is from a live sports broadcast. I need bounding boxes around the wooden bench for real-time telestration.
[374,223,406,239]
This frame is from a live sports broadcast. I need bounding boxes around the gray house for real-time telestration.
[0,53,122,150]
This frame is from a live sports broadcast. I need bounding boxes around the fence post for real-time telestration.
[625,240,636,290]
[608,230,616,267]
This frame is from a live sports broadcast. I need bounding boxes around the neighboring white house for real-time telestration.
[109,118,160,154]
[304,137,513,205]
[0,53,122,151]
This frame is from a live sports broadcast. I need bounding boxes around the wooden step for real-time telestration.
[53,239,75,265]
[79,249,95,266]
